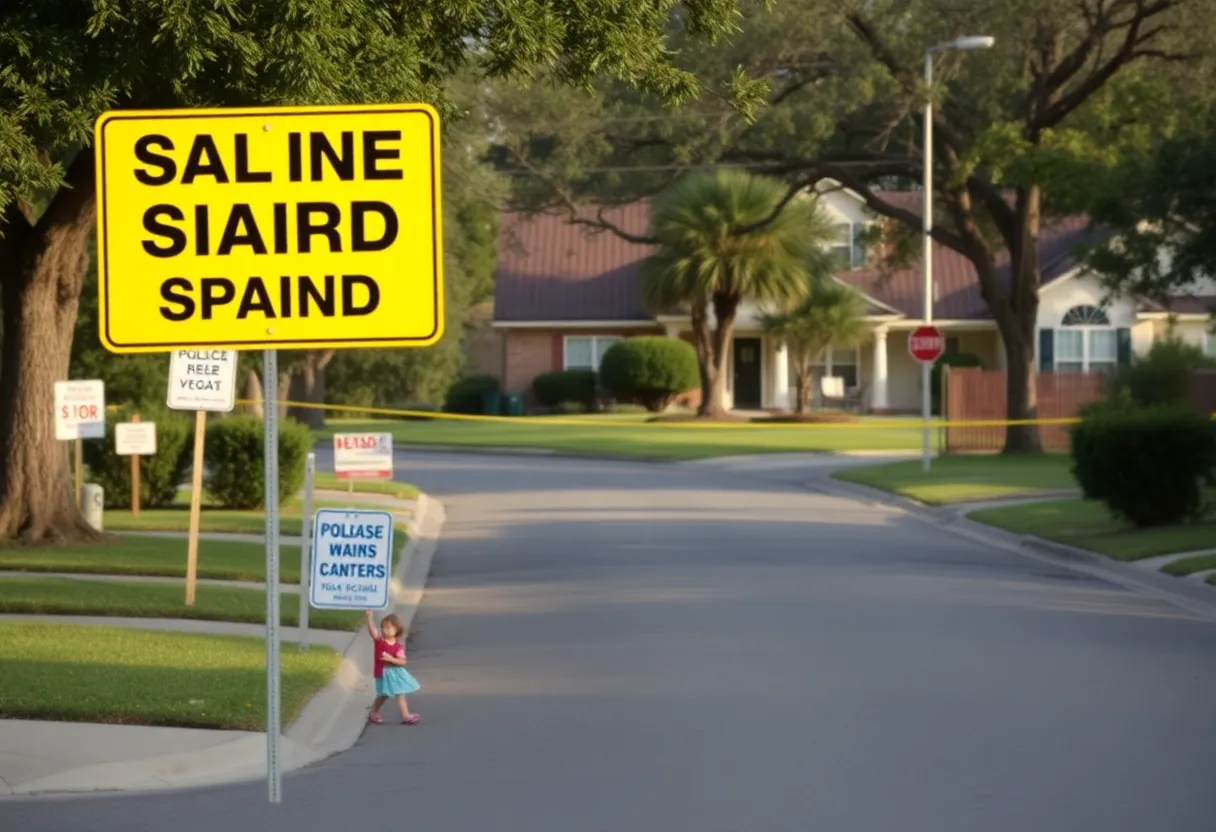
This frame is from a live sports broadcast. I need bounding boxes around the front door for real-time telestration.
[732,337,763,409]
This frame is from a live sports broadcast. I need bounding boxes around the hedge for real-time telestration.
[443,375,500,414]
[1108,335,1216,408]
[204,416,314,509]
[1070,406,1216,527]
[83,407,193,509]
[599,337,700,412]
[532,370,597,409]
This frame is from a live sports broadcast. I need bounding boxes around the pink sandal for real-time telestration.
[401,714,421,725]
[368,713,384,724]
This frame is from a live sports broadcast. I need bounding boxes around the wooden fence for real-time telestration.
[943,368,1106,452]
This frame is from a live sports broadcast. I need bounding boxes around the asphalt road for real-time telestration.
[7,451,1216,832]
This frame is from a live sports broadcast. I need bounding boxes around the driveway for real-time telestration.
[7,451,1216,831]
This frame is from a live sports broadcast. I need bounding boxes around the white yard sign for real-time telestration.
[54,380,106,440]
[115,422,157,456]
[333,433,394,480]
[167,349,238,412]
[309,509,394,610]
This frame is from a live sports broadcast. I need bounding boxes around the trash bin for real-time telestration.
[80,483,104,531]
[481,390,502,415]
[504,393,524,416]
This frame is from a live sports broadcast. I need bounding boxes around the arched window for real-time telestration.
[1055,304,1116,374]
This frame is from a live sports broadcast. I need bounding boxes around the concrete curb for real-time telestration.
[811,476,1216,621]
[2,493,446,799]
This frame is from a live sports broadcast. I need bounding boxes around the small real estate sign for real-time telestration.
[115,421,157,456]
[333,432,393,479]
[309,508,394,610]
[167,349,238,411]
[54,380,106,440]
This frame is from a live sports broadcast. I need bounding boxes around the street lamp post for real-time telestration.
[921,35,994,473]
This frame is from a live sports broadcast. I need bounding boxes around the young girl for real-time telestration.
[365,610,421,725]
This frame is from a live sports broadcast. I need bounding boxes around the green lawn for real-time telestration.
[313,415,941,459]
[0,576,361,629]
[311,473,418,499]
[1161,553,1216,577]
[832,454,1076,505]
[0,535,300,582]
[0,533,401,583]
[104,504,409,538]
[0,622,339,730]
[968,497,1216,561]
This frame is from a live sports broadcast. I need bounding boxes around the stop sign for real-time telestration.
[908,325,945,364]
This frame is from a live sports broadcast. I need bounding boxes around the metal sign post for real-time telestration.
[263,349,282,804]
[299,452,315,651]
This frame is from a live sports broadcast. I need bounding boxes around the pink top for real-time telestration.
[373,638,404,679]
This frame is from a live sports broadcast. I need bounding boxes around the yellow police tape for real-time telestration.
[230,397,1211,431]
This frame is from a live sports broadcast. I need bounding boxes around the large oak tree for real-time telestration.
[494,0,1215,452]
[0,0,761,542]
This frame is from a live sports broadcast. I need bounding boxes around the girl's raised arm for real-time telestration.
[364,610,380,641]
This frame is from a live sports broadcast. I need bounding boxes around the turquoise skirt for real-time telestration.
[376,666,420,697]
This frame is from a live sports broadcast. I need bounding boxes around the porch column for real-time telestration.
[663,321,682,339]
[871,327,890,412]
[771,342,790,410]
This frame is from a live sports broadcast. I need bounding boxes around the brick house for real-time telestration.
[492,183,1216,411]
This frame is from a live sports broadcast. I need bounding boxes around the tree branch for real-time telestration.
[32,151,96,241]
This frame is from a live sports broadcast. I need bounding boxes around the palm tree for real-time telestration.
[639,170,834,417]
[760,278,868,415]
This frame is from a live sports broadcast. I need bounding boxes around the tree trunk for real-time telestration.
[241,369,264,417]
[794,359,812,415]
[277,372,291,421]
[1000,186,1043,454]
[700,293,738,418]
[288,350,334,429]
[688,299,717,416]
[0,154,102,542]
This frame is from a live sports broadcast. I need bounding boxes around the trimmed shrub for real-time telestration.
[553,400,589,414]
[1109,335,1216,408]
[1070,406,1216,527]
[83,407,193,509]
[532,370,597,409]
[931,351,984,412]
[204,416,314,509]
[443,374,500,414]
[599,337,700,412]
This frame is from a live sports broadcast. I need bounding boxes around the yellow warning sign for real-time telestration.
[94,104,443,353]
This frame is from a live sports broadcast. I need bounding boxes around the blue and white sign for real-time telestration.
[309,508,395,610]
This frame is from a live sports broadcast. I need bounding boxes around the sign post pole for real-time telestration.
[299,452,315,651]
[263,349,283,805]
[185,410,207,606]
[129,413,141,518]
[74,439,83,509]
[908,325,945,474]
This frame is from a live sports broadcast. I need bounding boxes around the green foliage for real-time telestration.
[82,408,192,510]
[599,337,701,412]
[1108,334,1216,407]
[443,375,501,414]
[204,417,312,510]
[932,352,985,412]
[760,279,866,413]
[532,370,598,409]
[1070,406,1216,527]
[554,401,590,414]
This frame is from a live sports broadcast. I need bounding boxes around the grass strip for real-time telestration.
[832,454,1074,505]
[0,621,339,730]
[1160,553,1216,577]
[311,473,418,499]
[967,496,1216,561]
[0,576,362,630]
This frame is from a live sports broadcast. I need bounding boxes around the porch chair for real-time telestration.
[845,382,868,413]
[820,375,846,409]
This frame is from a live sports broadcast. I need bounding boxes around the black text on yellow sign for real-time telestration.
[94,104,443,353]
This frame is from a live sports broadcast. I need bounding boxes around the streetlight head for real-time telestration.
[950,35,995,51]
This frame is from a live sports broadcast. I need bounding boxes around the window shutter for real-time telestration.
[1038,328,1054,372]
[1116,327,1132,366]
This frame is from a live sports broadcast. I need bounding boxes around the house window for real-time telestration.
[945,335,961,355]
[808,345,860,390]
[1056,305,1116,374]
[828,222,867,269]
[563,336,621,371]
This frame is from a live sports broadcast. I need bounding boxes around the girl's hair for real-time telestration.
[380,614,404,637]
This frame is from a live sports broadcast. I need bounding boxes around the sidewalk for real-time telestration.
[0,492,446,799]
